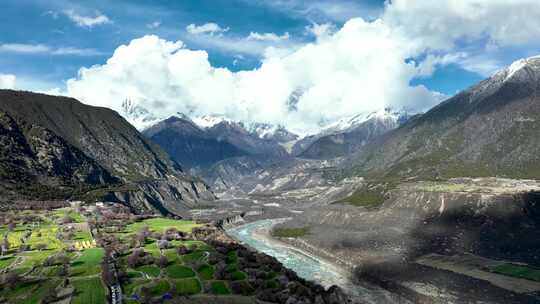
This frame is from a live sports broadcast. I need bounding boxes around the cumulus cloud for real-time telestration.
[59,0,540,135]
[305,23,336,40]
[64,10,111,28]
[0,43,103,56]
[0,74,16,89]
[186,23,229,36]
[247,32,290,42]
[65,19,440,135]
[383,0,540,50]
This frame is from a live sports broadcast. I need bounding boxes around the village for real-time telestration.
[0,201,350,304]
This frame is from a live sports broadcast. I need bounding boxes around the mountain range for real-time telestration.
[347,56,540,180]
[0,90,214,214]
[2,55,540,214]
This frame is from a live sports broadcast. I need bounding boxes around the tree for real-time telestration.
[3,272,20,288]
[35,243,48,251]
[135,233,146,247]
[157,255,168,268]
[177,245,190,255]
[127,252,140,268]
[157,240,169,250]
[140,287,152,303]
[57,264,68,277]
[101,260,115,285]
[60,215,74,225]
[7,222,16,232]
[151,232,163,240]
[0,238,9,256]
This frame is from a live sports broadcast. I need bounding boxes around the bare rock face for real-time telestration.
[0,110,116,199]
[296,109,409,159]
[143,115,289,171]
[348,56,540,180]
[280,178,540,266]
[0,90,214,214]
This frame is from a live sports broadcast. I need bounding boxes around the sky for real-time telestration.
[1,0,540,134]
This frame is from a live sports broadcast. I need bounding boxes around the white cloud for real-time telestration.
[242,0,382,22]
[247,32,290,42]
[64,20,440,135]
[305,23,336,40]
[0,44,50,54]
[146,21,161,29]
[383,0,540,50]
[0,43,103,56]
[0,74,16,89]
[186,23,229,36]
[64,9,111,28]
[56,0,540,135]
[43,10,59,19]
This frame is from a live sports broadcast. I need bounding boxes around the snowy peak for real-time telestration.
[189,114,299,143]
[192,114,234,129]
[120,99,160,130]
[494,55,540,83]
[246,122,299,143]
[321,108,410,135]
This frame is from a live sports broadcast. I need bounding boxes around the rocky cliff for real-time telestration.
[143,115,289,171]
[0,90,214,213]
[348,56,540,180]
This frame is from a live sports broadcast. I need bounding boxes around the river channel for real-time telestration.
[227,218,402,304]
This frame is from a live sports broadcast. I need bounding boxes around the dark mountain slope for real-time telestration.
[299,111,406,159]
[143,116,288,170]
[0,110,116,199]
[0,90,214,213]
[143,116,249,169]
[0,90,175,180]
[349,57,540,180]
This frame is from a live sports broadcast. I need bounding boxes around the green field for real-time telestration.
[149,280,171,296]
[174,278,201,295]
[0,255,15,269]
[1,207,260,303]
[210,281,231,295]
[125,218,201,234]
[271,227,310,238]
[72,277,106,304]
[166,264,196,278]
[197,264,215,280]
[136,265,161,277]
[492,264,540,282]
[71,248,104,276]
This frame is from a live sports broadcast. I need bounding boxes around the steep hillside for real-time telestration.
[299,110,407,159]
[143,115,289,170]
[0,90,214,213]
[0,110,116,199]
[349,56,540,180]
[143,116,248,169]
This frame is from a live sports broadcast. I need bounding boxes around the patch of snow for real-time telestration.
[192,114,233,128]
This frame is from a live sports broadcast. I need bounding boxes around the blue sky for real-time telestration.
[2,0,540,134]
[0,0,487,95]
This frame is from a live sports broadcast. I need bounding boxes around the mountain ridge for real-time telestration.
[345,56,540,180]
[0,90,214,214]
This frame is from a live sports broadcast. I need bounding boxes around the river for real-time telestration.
[227,218,403,304]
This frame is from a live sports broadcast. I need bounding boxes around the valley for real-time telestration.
[2,55,540,304]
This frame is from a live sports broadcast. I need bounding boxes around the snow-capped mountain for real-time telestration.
[142,113,291,170]
[291,108,412,158]
[320,108,411,135]
[191,114,235,129]
[190,114,299,144]
[119,99,161,130]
